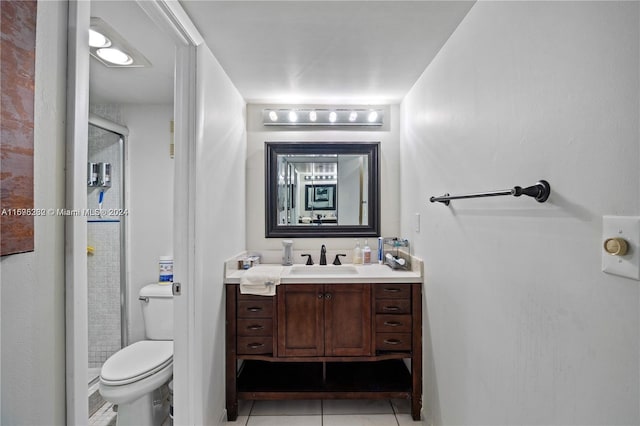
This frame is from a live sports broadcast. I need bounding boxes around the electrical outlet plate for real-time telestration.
[602,216,640,280]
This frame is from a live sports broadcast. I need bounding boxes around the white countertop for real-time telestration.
[224,262,422,284]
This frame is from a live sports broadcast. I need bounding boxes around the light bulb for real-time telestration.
[309,111,317,122]
[269,111,278,122]
[89,29,111,48]
[367,111,378,123]
[329,111,337,123]
[349,111,358,122]
[96,48,133,65]
[288,111,298,122]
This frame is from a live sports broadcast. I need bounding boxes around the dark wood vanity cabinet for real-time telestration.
[226,282,422,421]
[278,284,372,357]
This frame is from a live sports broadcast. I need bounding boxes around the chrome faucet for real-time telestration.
[320,244,327,265]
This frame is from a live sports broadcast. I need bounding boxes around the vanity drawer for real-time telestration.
[237,300,274,318]
[237,318,273,337]
[376,333,412,351]
[374,284,411,299]
[237,337,273,355]
[375,299,411,314]
[375,315,412,333]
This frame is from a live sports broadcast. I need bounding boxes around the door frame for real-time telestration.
[65,1,202,424]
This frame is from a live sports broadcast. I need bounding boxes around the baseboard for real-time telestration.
[217,408,227,425]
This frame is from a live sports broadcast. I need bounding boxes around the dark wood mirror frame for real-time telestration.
[265,141,380,238]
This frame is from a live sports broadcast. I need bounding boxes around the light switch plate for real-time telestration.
[602,216,640,280]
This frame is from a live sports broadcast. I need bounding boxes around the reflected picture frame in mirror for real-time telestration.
[265,141,380,238]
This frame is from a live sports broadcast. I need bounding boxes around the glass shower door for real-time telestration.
[87,122,127,422]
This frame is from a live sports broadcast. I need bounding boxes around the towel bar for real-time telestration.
[429,180,550,206]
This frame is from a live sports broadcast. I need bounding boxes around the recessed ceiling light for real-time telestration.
[89,17,151,68]
[89,29,111,48]
[96,47,133,66]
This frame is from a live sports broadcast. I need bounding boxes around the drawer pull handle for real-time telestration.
[247,325,264,330]
[384,339,402,345]
[247,343,265,349]
[247,307,262,312]
[384,321,402,327]
[383,288,401,293]
[383,306,401,312]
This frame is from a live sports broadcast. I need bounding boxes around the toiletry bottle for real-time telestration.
[377,237,383,264]
[353,239,362,264]
[159,256,173,283]
[363,239,371,265]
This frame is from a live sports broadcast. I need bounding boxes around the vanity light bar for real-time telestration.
[263,108,384,126]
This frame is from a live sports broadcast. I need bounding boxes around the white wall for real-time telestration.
[0,1,67,423]
[194,44,246,424]
[124,103,175,342]
[246,104,400,253]
[400,2,639,425]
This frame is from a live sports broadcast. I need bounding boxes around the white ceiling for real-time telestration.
[90,1,474,105]
[89,0,175,104]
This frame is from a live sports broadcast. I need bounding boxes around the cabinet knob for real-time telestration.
[325,293,332,300]
[318,293,324,299]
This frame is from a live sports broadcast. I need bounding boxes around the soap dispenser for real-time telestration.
[282,240,293,266]
[353,239,362,264]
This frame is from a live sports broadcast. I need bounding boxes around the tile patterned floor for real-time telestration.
[90,398,416,425]
[223,399,418,426]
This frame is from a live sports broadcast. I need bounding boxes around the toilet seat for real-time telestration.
[100,340,173,386]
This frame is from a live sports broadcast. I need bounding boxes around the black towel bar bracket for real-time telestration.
[429,180,551,206]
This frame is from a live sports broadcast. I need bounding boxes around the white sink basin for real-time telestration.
[289,265,358,275]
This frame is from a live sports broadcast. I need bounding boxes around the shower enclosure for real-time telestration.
[87,113,128,420]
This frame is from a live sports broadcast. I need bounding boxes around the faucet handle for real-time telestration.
[301,254,313,265]
[332,254,347,265]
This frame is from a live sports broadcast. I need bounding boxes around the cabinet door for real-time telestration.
[277,284,324,357]
[324,284,372,356]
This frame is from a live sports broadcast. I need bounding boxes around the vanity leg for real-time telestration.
[226,286,238,421]
[411,283,423,421]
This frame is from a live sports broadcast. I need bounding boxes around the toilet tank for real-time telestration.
[139,283,173,340]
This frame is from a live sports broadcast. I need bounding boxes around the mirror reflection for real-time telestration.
[277,154,368,226]
[266,142,380,238]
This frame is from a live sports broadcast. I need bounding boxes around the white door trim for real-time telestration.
[66,1,201,424]
[136,3,202,423]
[65,1,90,424]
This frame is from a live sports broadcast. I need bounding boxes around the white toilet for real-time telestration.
[99,283,173,426]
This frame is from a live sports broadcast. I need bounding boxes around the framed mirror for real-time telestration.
[265,141,380,238]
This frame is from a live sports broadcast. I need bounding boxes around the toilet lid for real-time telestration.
[100,340,173,386]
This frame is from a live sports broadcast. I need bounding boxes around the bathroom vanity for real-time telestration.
[224,263,423,421]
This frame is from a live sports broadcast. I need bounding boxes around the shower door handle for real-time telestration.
[172,282,182,296]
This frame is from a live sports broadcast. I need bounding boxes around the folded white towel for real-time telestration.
[240,265,284,296]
